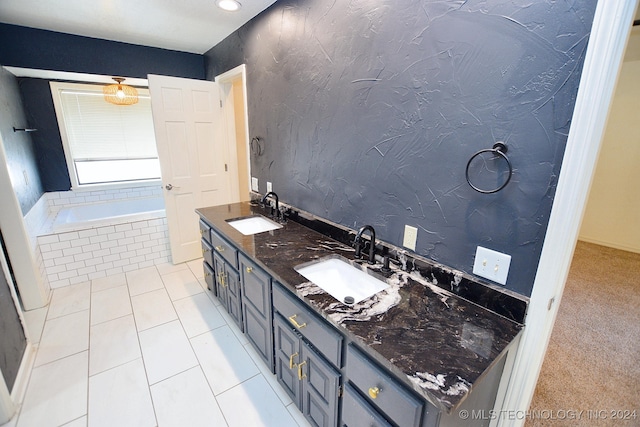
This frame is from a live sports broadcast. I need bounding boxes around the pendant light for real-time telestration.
[103,77,139,105]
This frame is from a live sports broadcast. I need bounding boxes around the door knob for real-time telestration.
[165,184,180,190]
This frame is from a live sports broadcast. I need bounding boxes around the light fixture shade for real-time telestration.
[103,77,139,105]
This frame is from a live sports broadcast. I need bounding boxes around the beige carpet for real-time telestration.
[526,241,640,426]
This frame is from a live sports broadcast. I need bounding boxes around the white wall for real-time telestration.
[579,57,640,253]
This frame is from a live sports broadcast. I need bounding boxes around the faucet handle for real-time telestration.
[352,238,362,259]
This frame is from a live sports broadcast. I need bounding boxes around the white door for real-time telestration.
[149,75,236,264]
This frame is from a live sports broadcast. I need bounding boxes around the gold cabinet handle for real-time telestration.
[246,266,253,273]
[205,272,211,277]
[201,248,206,255]
[215,246,225,252]
[297,360,307,380]
[200,229,206,235]
[288,314,306,329]
[218,272,226,287]
[289,352,298,369]
[368,387,381,399]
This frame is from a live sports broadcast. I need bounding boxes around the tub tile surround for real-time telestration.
[23,186,170,290]
[197,201,526,413]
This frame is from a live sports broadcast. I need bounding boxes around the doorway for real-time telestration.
[527,20,640,420]
[148,65,251,264]
[216,64,251,202]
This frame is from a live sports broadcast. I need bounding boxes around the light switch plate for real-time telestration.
[251,177,259,192]
[403,225,418,251]
[473,246,511,285]
[267,181,272,193]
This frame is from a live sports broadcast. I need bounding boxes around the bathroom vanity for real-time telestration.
[197,200,524,427]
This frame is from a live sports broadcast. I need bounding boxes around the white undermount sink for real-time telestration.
[226,215,282,235]
[295,256,389,304]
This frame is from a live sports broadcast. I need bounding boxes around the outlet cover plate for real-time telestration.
[251,177,259,192]
[403,225,418,251]
[267,181,272,193]
[473,246,511,285]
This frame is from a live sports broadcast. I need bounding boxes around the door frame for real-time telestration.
[0,136,48,311]
[215,64,252,200]
[494,1,638,424]
[0,219,36,424]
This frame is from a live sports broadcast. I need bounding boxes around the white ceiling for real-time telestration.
[0,0,277,54]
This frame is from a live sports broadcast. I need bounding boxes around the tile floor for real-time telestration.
[5,259,312,427]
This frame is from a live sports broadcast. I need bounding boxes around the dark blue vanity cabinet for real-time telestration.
[200,221,243,331]
[239,253,274,370]
[273,282,342,427]
[197,205,517,427]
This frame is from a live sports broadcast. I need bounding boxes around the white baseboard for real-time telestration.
[577,237,640,254]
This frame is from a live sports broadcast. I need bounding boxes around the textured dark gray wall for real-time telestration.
[209,0,597,297]
[0,67,43,214]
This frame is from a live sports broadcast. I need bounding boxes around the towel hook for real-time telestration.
[465,142,513,194]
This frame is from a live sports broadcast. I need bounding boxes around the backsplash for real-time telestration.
[253,195,528,324]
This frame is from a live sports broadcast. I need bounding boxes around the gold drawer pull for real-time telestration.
[289,352,298,369]
[368,387,381,399]
[288,314,306,329]
[205,272,211,277]
[201,248,208,255]
[297,360,307,380]
[200,229,206,235]
[246,267,253,273]
[215,246,225,252]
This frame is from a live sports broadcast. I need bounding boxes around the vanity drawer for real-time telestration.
[346,344,423,427]
[199,219,211,244]
[272,283,342,367]
[342,383,392,427]
[210,228,238,269]
[201,238,213,267]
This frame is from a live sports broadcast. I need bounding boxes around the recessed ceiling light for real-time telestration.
[217,0,241,11]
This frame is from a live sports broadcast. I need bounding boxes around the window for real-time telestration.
[50,81,160,189]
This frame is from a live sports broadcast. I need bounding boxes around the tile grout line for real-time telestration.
[127,265,160,427]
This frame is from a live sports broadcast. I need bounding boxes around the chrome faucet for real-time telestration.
[261,191,279,218]
[354,225,376,264]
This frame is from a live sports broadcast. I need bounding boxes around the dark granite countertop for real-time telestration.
[196,201,523,413]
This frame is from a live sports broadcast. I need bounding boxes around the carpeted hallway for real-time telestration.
[526,241,640,426]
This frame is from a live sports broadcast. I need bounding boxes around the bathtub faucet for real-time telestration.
[261,192,279,219]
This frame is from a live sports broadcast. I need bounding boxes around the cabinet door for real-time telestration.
[226,267,243,331]
[240,255,274,370]
[203,261,216,295]
[213,252,228,306]
[274,314,302,407]
[300,344,340,427]
[244,302,274,371]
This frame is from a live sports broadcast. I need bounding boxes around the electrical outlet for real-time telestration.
[403,225,418,251]
[473,246,511,285]
[267,181,272,193]
[251,177,259,192]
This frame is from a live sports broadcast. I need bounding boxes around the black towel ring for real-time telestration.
[250,137,264,156]
[465,142,513,194]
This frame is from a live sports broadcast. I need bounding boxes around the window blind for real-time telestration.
[59,87,157,160]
